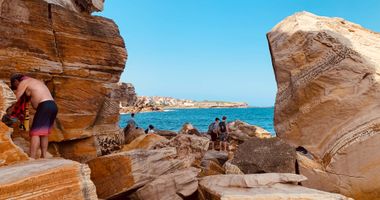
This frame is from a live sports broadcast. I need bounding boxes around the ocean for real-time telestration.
[119,107,275,135]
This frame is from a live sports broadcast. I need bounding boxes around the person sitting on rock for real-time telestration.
[10,73,58,159]
[207,118,220,150]
[145,124,155,134]
[218,116,229,151]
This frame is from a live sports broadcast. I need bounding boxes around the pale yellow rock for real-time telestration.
[223,160,243,175]
[153,134,210,167]
[0,159,97,199]
[268,11,380,199]
[198,174,352,200]
[122,133,168,152]
[87,147,186,199]
[131,167,200,200]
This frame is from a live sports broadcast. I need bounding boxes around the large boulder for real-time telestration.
[0,0,127,162]
[228,120,272,142]
[87,148,186,199]
[153,134,210,167]
[0,159,97,199]
[268,11,380,199]
[198,174,352,200]
[124,127,145,144]
[122,133,168,152]
[231,137,296,174]
[130,167,200,200]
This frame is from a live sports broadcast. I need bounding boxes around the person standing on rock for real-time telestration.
[10,74,58,159]
[207,118,220,150]
[219,116,229,151]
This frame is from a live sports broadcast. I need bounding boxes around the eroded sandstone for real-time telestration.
[268,11,380,199]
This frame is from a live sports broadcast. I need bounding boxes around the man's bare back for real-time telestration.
[15,78,54,109]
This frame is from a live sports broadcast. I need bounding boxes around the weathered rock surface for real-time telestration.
[124,127,145,144]
[0,81,15,119]
[155,130,178,139]
[0,122,29,166]
[228,120,272,143]
[117,82,138,108]
[0,159,97,199]
[0,0,127,161]
[198,174,351,200]
[268,11,380,199]
[130,167,200,200]
[87,148,186,199]
[153,134,210,167]
[122,133,168,152]
[231,137,296,174]
[44,0,104,13]
[223,160,244,175]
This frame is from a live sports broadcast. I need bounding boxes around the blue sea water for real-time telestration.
[119,107,275,135]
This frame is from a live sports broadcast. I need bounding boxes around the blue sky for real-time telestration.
[97,0,380,106]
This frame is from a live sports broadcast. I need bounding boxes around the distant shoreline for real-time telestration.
[120,106,274,115]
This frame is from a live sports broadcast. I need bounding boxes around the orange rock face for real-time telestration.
[122,133,168,152]
[0,159,98,199]
[0,0,127,162]
[87,148,185,199]
[0,122,29,167]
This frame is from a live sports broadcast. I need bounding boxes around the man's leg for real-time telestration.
[30,136,40,159]
[40,136,49,158]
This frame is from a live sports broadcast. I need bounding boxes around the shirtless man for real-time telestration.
[10,74,58,159]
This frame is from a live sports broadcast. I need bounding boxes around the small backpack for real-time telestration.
[207,122,215,134]
[219,121,227,133]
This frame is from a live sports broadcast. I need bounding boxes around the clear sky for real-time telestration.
[97,0,380,107]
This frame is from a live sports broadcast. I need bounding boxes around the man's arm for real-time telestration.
[15,80,27,100]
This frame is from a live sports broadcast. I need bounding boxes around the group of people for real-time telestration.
[207,116,229,151]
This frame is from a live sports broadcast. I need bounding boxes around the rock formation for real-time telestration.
[231,137,296,174]
[44,0,104,13]
[130,167,200,200]
[87,148,186,199]
[268,11,380,199]
[228,120,272,142]
[153,134,210,167]
[198,174,351,200]
[122,133,168,152]
[0,0,127,162]
[0,159,97,199]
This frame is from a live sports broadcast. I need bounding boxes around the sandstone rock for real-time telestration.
[153,134,210,167]
[223,160,244,175]
[122,133,168,152]
[228,120,271,143]
[87,148,186,199]
[53,136,99,163]
[0,0,127,161]
[155,130,177,139]
[202,150,228,166]
[0,123,29,166]
[268,11,380,199]
[131,167,200,200]
[44,0,104,13]
[178,122,202,136]
[0,81,15,119]
[0,159,97,199]
[117,82,138,108]
[200,159,225,177]
[198,174,351,200]
[231,137,296,174]
[124,127,145,144]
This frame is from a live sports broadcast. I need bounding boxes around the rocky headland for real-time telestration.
[0,1,375,200]
[118,83,248,113]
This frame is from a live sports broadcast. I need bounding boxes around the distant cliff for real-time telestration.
[118,83,248,113]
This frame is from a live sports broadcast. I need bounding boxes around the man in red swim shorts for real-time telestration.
[10,74,58,159]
